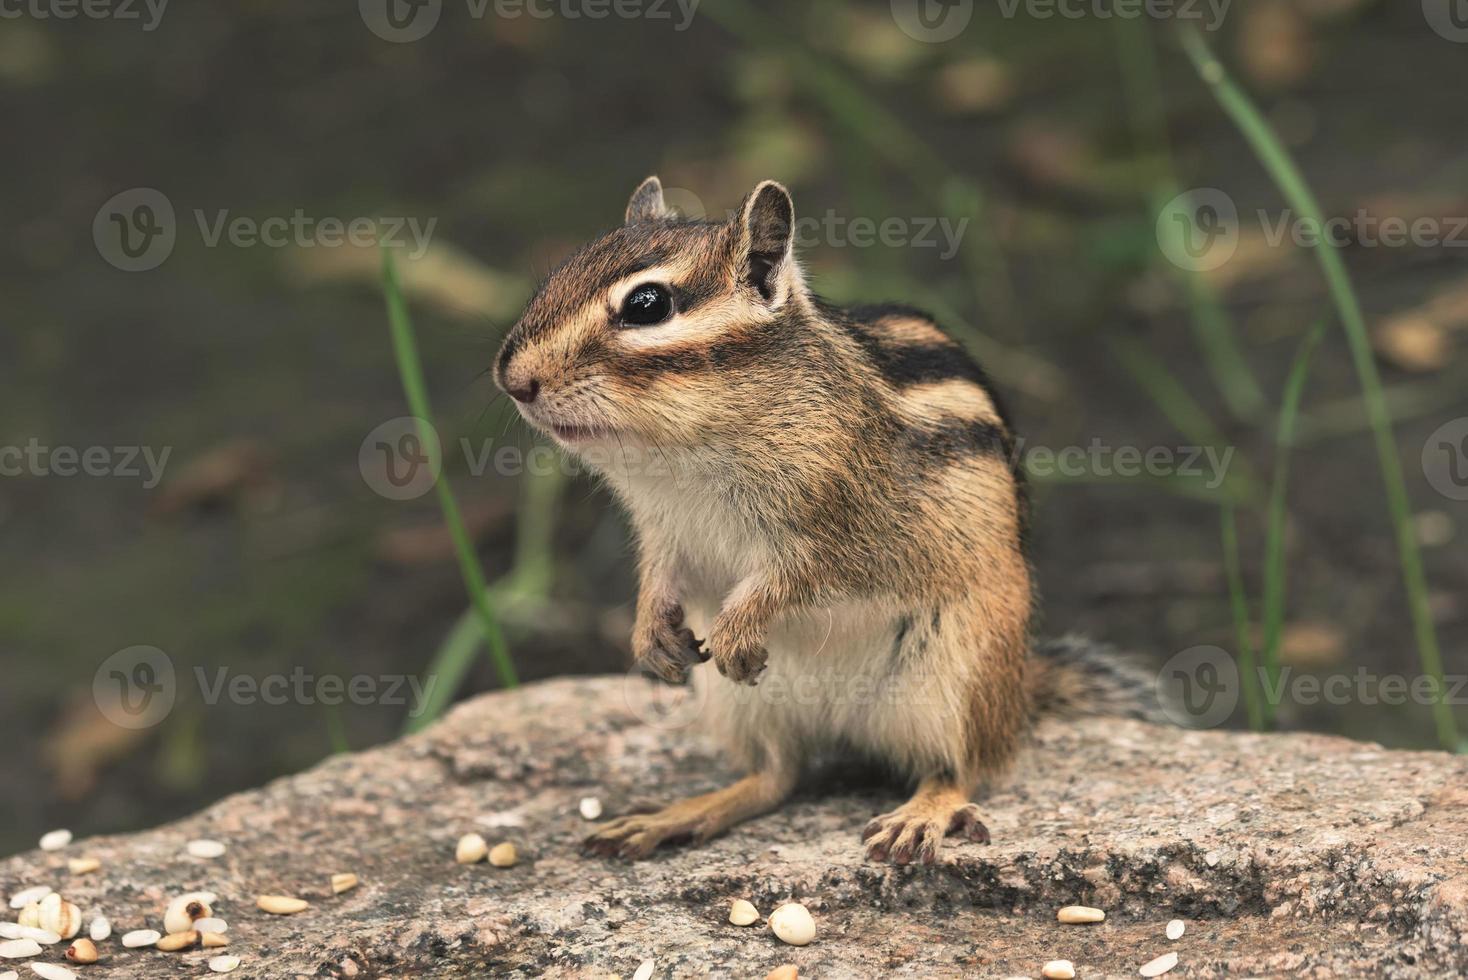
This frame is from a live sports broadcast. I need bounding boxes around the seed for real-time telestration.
[187,839,227,860]
[1139,951,1179,977]
[1042,961,1076,980]
[87,918,109,942]
[455,833,488,865]
[728,899,759,926]
[0,927,58,946]
[164,893,214,935]
[256,896,309,915]
[1166,919,1185,940]
[1056,905,1105,924]
[28,965,75,980]
[36,897,79,940]
[330,873,359,895]
[63,940,96,965]
[121,930,160,948]
[208,956,241,974]
[0,940,42,959]
[765,967,798,980]
[631,960,654,980]
[578,797,603,820]
[156,931,199,952]
[768,903,816,947]
[38,831,71,853]
[1,971,14,980]
[9,889,52,911]
[201,933,230,948]
[64,860,98,876]
[16,905,39,930]
[488,842,518,868]
[193,918,227,934]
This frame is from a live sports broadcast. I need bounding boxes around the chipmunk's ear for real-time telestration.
[625,176,672,225]
[735,180,797,304]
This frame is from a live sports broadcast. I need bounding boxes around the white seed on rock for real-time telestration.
[87,918,109,943]
[455,833,488,865]
[187,839,227,859]
[37,832,71,853]
[121,929,161,948]
[193,918,227,934]
[631,959,654,980]
[488,842,518,868]
[16,905,38,930]
[578,797,603,820]
[256,896,309,915]
[330,873,359,895]
[163,893,214,935]
[35,897,79,941]
[8,889,51,912]
[768,903,816,947]
[201,933,230,948]
[1166,918,1185,940]
[1,971,15,980]
[28,965,75,980]
[156,930,199,952]
[0,940,42,959]
[208,956,241,974]
[1042,961,1076,980]
[63,860,98,877]
[0,926,59,946]
[728,899,760,926]
[1057,905,1105,924]
[1139,951,1179,977]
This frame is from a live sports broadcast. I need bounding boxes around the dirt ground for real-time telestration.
[2,0,1465,855]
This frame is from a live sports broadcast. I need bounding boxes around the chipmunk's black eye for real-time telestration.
[619,283,674,327]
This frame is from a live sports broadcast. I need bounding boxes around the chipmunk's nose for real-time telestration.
[507,378,540,404]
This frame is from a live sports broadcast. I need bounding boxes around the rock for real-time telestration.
[4,676,1468,977]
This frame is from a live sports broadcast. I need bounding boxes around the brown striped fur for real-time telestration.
[495,177,1147,864]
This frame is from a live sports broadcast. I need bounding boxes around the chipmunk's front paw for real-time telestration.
[711,637,768,685]
[634,603,706,685]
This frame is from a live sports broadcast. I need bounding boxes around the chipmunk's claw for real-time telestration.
[713,643,768,685]
[862,801,990,864]
[635,608,707,685]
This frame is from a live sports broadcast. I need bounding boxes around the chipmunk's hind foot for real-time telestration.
[862,780,989,865]
[583,772,791,861]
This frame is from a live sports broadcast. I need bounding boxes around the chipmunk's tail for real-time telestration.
[1027,634,1169,724]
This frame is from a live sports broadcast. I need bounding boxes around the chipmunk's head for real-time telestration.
[494,176,808,453]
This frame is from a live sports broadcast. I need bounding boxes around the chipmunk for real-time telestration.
[495,177,1156,864]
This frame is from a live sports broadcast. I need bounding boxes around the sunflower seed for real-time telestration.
[455,834,488,865]
[121,930,161,948]
[728,899,759,926]
[764,967,798,980]
[187,839,227,860]
[256,896,308,915]
[1139,951,1179,977]
[768,903,815,946]
[63,860,98,876]
[208,956,241,974]
[156,931,198,952]
[201,933,230,948]
[37,832,71,853]
[1056,906,1105,924]
[1166,919,1185,940]
[330,874,359,895]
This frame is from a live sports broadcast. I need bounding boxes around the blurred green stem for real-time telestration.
[1220,504,1265,730]
[1180,27,1458,750]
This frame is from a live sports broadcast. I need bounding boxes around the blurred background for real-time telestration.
[3,0,1466,856]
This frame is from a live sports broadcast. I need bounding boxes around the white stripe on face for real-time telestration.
[604,264,774,352]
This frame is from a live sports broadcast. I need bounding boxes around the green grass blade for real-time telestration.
[1180,27,1458,749]
[404,608,483,733]
[1220,504,1265,730]
[380,248,519,701]
[1257,319,1326,723]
